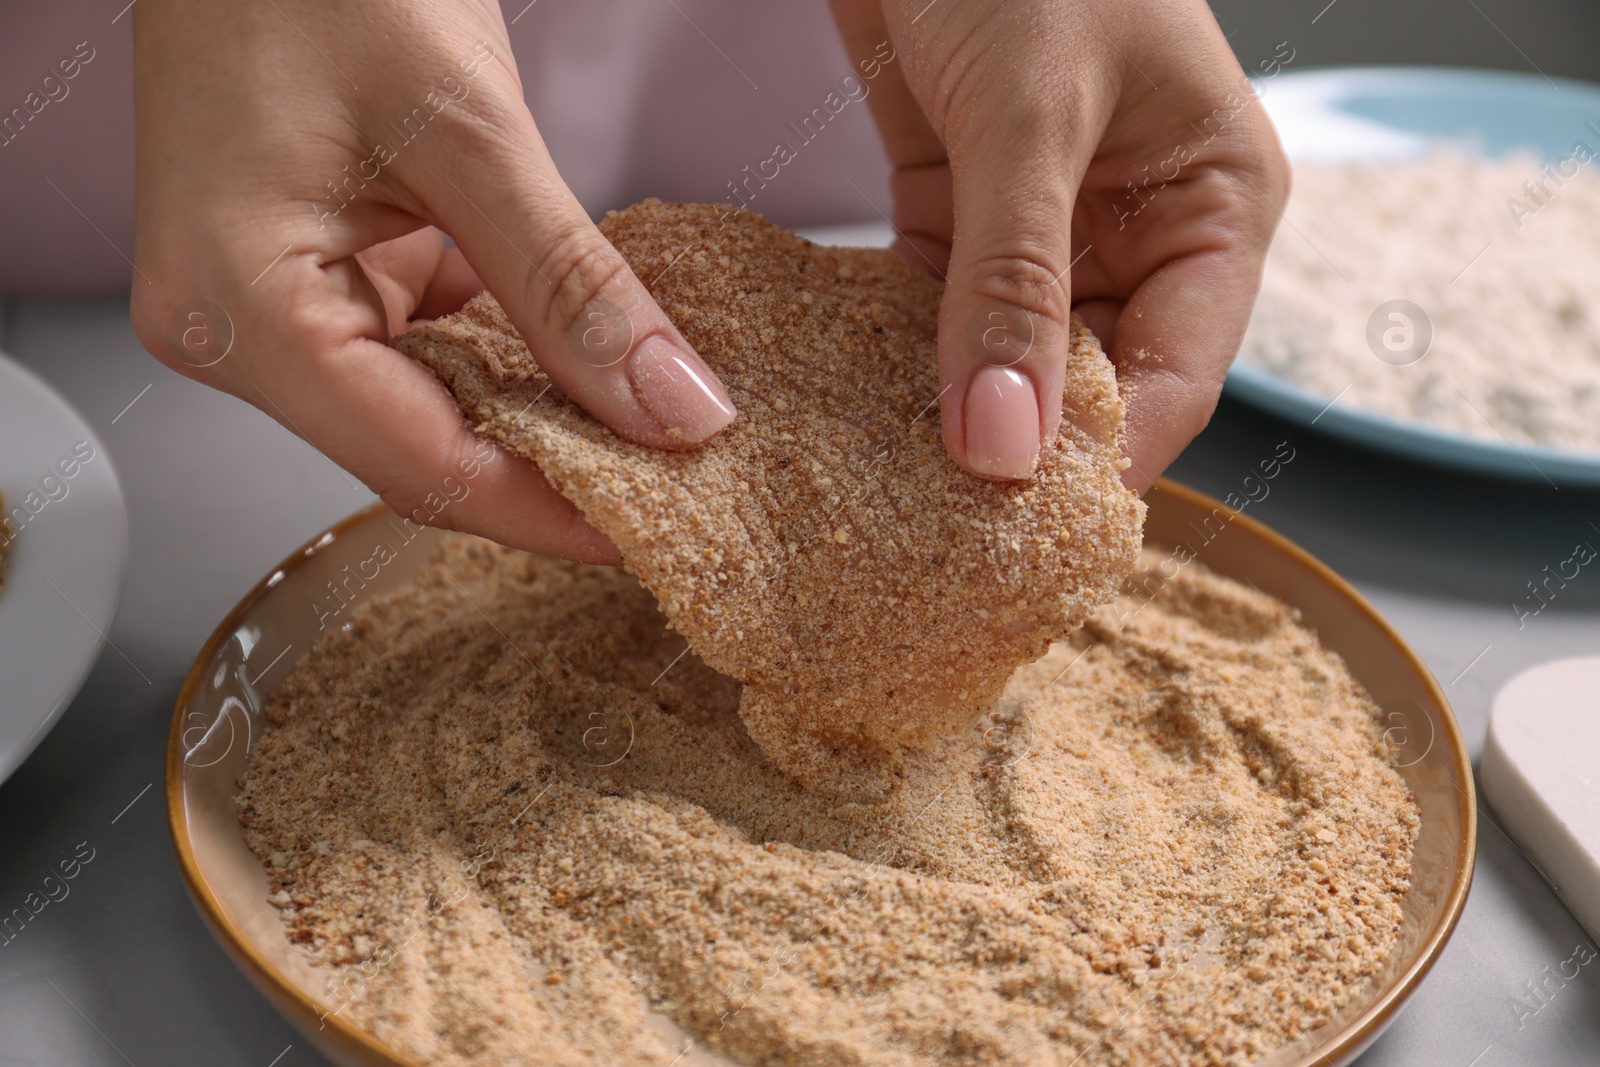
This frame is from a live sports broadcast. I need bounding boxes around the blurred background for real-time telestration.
[1211,0,1600,80]
[2,0,1599,294]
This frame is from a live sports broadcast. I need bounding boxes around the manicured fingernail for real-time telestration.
[965,366,1040,480]
[627,336,736,443]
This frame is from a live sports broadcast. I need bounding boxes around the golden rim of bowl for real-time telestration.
[167,480,1477,1067]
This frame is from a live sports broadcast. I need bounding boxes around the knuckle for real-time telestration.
[404,61,526,154]
[1228,113,1293,213]
[130,240,251,379]
[375,437,498,534]
[440,65,524,129]
[1267,140,1293,208]
[1148,363,1219,441]
[130,283,217,379]
[530,225,633,340]
[1220,162,1289,246]
[379,477,464,533]
[967,250,1072,327]
[128,287,169,363]
[930,30,989,131]
[382,490,455,533]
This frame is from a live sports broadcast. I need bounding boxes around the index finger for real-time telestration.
[397,59,737,450]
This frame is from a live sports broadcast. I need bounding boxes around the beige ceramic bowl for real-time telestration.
[168,480,1476,1067]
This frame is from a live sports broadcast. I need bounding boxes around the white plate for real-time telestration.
[0,350,128,783]
[795,221,895,248]
[1229,66,1600,487]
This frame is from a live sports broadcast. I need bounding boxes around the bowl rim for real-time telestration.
[166,479,1477,1067]
[1153,480,1476,1065]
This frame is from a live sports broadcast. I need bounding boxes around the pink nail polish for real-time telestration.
[965,366,1040,480]
[627,337,737,443]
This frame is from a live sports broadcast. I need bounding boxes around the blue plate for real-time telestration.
[1229,67,1600,489]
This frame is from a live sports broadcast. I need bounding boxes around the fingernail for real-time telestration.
[964,366,1041,480]
[627,336,737,443]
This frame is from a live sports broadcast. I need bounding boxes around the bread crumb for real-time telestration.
[397,201,1142,800]
[239,541,1420,1067]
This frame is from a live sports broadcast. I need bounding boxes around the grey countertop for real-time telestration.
[1,295,1597,1066]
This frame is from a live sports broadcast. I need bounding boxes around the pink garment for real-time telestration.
[0,0,891,293]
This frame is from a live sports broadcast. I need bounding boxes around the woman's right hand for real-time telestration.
[828,0,1290,491]
[130,0,736,563]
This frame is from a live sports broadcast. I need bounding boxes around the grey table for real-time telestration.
[1,295,1596,1066]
